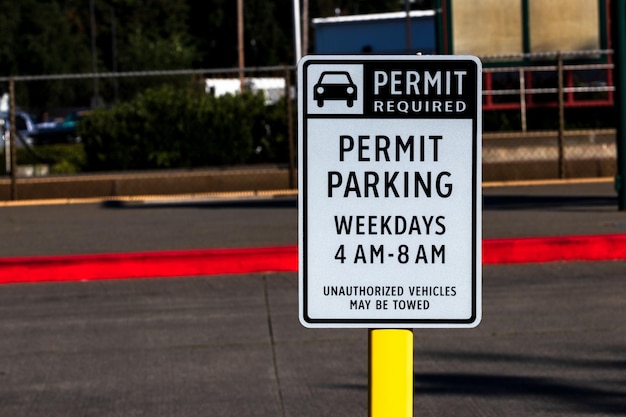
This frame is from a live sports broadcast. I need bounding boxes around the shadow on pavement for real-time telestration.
[415,349,626,415]
[101,196,297,210]
[414,372,625,415]
[483,195,617,211]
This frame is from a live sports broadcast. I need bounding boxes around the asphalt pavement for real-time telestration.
[0,179,625,416]
[482,178,625,238]
[0,178,624,257]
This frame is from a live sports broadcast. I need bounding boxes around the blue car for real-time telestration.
[32,109,92,145]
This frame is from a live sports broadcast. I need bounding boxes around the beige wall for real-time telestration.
[529,0,599,52]
[453,0,523,56]
[452,0,600,56]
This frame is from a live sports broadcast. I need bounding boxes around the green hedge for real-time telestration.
[78,85,291,171]
[0,144,87,174]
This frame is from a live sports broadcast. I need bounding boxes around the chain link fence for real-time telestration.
[482,50,617,181]
[0,66,297,200]
[0,52,620,199]
[483,129,616,182]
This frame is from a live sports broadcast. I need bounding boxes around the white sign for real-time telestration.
[298,55,482,328]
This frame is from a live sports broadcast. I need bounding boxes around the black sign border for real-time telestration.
[299,56,481,327]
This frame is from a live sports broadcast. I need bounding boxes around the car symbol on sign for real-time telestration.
[314,71,357,107]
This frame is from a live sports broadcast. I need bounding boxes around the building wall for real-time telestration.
[529,0,600,52]
[450,0,602,57]
[313,12,436,55]
[452,0,523,56]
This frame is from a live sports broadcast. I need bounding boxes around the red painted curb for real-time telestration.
[0,234,624,284]
[482,234,626,264]
[0,246,298,284]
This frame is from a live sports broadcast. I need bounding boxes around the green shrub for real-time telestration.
[250,96,294,164]
[3,144,87,174]
[78,85,289,171]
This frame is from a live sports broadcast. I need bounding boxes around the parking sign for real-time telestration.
[298,55,482,328]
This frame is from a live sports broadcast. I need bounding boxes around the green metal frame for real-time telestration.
[437,0,609,67]
[611,0,626,209]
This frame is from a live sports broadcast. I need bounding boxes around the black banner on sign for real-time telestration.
[302,58,480,120]
[362,60,478,119]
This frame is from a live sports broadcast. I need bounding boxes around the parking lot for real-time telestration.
[0,179,624,416]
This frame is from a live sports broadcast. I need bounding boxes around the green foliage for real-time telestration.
[0,0,408,110]
[251,96,294,163]
[312,0,407,17]
[484,110,522,132]
[0,0,92,108]
[1,144,87,174]
[79,85,289,171]
[0,0,197,109]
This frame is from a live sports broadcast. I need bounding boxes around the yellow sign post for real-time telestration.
[369,329,414,417]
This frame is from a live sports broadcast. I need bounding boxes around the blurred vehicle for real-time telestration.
[32,109,92,145]
[0,111,37,148]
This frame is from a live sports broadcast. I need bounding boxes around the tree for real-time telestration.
[188,0,295,68]
[311,0,402,18]
[0,0,201,110]
[108,0,195,70]
[188,0,237,68]
[244,0,294,66]
[0,0,92,111]
[0,0,408,112]
[0,2,21,76]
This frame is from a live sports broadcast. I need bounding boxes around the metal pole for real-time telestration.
[519,69,527,132]
[89,0,99,105]
[9,78,17,200]
[557,52,565,179]
[612,0,626,210]
[237,0,245,93]
[110,5,119,103]
[405,0,412,54]
[369,329,413,417]
[302,0,308,56]
[293,0,302,64]
[285,68,296,189]
[3,123,8,174]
